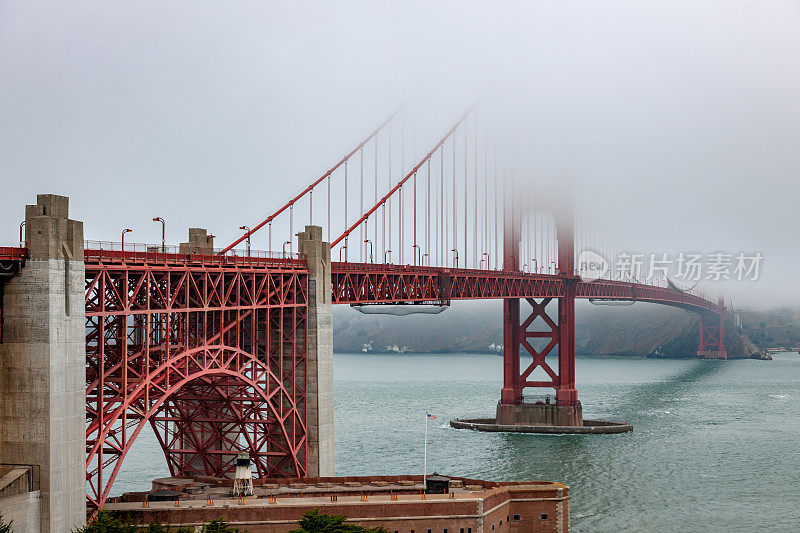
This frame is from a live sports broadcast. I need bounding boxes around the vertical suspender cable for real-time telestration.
[493,135,500,270]
[501,145,506,269]
[427,159,431,264]
[474,112,478,268]
[384,124,393,262]
[453,128,457,264]
[464,116,468,267]
[483,123,488,266]
[360,147,364,261]
[413,171,417,264]
[327,175,331,244]
[375,134,379,261]
[400,110,405,264]
[440,146,444,267]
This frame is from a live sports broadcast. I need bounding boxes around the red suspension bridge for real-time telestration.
[0,103,726,511]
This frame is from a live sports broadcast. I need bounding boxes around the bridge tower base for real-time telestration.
[698,299,727,359]
[0,195,86,532]
[498,295,583,428]
[496,401,583,427]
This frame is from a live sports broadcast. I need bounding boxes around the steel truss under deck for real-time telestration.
[84,251,309,509]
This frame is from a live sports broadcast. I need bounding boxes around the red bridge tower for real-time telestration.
[498,201,582,427]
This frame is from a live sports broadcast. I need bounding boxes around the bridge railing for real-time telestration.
[83,240,304,268]
[0,246,27,261]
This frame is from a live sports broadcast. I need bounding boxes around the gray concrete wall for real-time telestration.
[0,491,41,533]
[179,228,214,254]
[297,226,334,477]
[0,195,86,532]
[496,402,583,427]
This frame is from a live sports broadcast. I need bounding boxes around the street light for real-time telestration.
[451,249,459,268]
[121,228,132,254]
[238,226,251,256]
[363,239,373,263]
[152,217,165,252]
[531,258,537,273]
[19,220,25,247]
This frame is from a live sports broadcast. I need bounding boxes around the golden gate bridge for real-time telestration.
[0,102,726,511]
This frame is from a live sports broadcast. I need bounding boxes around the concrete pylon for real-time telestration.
[297,225,334,477]
[179,228,214,254]
[0,195,86,532]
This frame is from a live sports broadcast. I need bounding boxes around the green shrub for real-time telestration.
[75,512,229,533]
[74,511,135,533]
[200,519,244,533]
[290,509,390,533]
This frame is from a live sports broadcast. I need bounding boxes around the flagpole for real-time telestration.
[424,412,428,484]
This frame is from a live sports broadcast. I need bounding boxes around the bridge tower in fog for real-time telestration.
[698,296,727,359]
[498,200,582,426]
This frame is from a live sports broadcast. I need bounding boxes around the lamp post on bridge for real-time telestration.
[152,217,165,252]
[363,239,373,263]
[121,228,132,254]
[238,226,251,256]
[19,220,25,247]
[451,249,459,268]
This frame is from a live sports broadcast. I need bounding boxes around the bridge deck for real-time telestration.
[0,248,720,314]
[331,261,720,313]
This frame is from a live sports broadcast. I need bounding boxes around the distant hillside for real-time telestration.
[739,307,800,350]
[333,300,775,359]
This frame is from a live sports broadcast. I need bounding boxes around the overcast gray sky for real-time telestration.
[1,1,798,307]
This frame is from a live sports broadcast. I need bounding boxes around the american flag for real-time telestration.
[427,413,436,420]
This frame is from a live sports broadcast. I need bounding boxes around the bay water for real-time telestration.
[115,351,800,532]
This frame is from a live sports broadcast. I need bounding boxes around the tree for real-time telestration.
[0,512,13,533]
[76,512,198,533]
[74,511,136,533]
[147,522,193,533]
[290,509,390,533]
[200,519,244,533]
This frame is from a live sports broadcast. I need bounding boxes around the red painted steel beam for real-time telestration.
[84,256,309,511]
[555,206,578,406]
[0,247,27,261]
[330,263,722,314]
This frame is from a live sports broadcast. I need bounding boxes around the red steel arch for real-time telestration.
[84,250,309,510]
